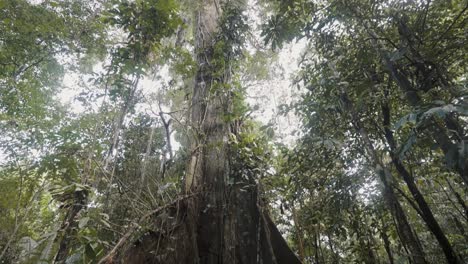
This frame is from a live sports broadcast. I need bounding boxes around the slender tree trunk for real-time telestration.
[445,179,468,222]
[366,237,378,264]
[326,231,338,264]
[363,26,468,185]
[158,108,173,179]
[104,75,140,210]
[337,88,427,264]
[53,189,88,264]
[352,207,377,264]
[292,204,305,262]
[139,126,154,194]
[158,101,173,161]
[450,214,468,244]
[365,223,380,264]
[380,221,395,264]
[313,227,320,264]
[382,178,427,264]
[392,160,459,264]
[318,226,326,264]
[355,221,370,263]
[384,54,468,186]
[381,99,460,264]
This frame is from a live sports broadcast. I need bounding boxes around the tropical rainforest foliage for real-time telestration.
[0,0,466,263]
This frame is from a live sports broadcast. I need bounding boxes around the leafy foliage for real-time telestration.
[260,0,468,262]
[1,0,467,263]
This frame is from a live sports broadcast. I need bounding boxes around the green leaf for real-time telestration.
[399,133,417,160]
[389,48,407,61]
[78,217,90,228]
[394,112,417,130]
[422,104,456,120]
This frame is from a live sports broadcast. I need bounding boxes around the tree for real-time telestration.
[2,0,467,263]
[97,0,300,263]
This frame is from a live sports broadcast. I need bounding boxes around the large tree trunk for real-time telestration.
[100,1,301,263]
[184,0,300,263]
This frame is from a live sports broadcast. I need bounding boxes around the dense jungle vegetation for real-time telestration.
[0,0,467,263]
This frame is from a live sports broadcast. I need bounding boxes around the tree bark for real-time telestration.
[184,1,300,263]
[445,179,468,222]
[292,204,305,262]
[54,189,88,264]
[381,100,460,264]
[380,220,395,264]
[365,27,468,185]
[102,1,301,263]
[139,126,154,193]
[382,49,468,186]
[338,89,427,264]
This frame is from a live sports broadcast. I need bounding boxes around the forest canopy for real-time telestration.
[0,0,467,263]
